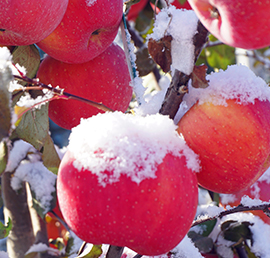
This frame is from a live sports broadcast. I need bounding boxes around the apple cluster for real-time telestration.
[0,0,133,130]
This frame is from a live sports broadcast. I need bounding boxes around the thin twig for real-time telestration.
[13,74,114,113]
[192,203,270,227]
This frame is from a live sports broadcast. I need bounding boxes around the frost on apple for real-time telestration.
[68,111,200,187]
[148,6,198,75]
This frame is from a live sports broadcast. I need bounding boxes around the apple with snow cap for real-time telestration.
[0,0,69,46]
[36,0,123,63]
[177,65,270,194]
[57,112,199,256]
[37,43,132,130]
[187,0,270,49]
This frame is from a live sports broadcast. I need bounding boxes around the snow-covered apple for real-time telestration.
[57,112,199,255]
[177,65,270,194]
[0,0,69,46]
[37,43,133,130]
[36,0,123,63]
[187,0,270,49]
[220,168,270,224]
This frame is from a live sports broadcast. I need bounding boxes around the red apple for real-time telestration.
[37,43,133,130]
[220,170,270,224]
[127,0,149,21]
[171,0,192,10]
[0,0,68,46]
[177,65,270,194]
[57,112,199,256]
[36,0,123,64]
[187,0,270,49]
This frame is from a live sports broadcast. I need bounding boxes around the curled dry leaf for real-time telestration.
[148,35,172,73]
[191,64,209,89]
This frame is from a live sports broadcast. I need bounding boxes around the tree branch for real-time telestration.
[159,20,209,118]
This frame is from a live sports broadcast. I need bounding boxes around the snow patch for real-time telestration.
[148,6,198,75]
[85,0,97,6]
[68,112,200,187]
[185,64,270,106]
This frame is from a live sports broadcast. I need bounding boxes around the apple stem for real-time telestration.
[106,245,124,258]
[192,203,270,228]
[13,74,115,113]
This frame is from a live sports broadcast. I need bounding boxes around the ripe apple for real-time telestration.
[36,0,123,64]
[187,0,270,49]
[177,65,270,194]
[0,0,68,46]
[171,0,192,10]
[127,0,149,21]
[37,43,133,130]
[220,169,270,224]
[57,112,199,256]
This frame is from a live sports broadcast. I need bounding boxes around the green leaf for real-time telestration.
[0,141,8,174]
[41,134,60,171]
[12,45,40,83]
[0,217,12,239]
[221,220,253,244]
[13,103,49,151]
[78,244,103,258]
[205,35,236,70]
[0,65,12,142]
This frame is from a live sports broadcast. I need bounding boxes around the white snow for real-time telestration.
[185,64,270,106]
[85,0,97,6]
[148,6,198,75]
[241,195,270,207]
[6,140,36,172]
[218,213,270,258]
[7,140,57,214]
[68,111,200,187]
[171,235,204,258]
[25,242,60,256]
[11,160,57,213]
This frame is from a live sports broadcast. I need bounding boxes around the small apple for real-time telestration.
[220,168,270,224]
[37,43,133,130]
[177,65,270,194]
[0,0,68,46]
[171,0,192,10]
[36,0,123,63]
[57,112,199,256]
[187,0,270,49]
[127,0,149,21]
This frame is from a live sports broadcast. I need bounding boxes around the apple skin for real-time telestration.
[177,99,270,194]
[187,0,270,49]
[220,179,270,224]
[37,43,133,130]
[36,0,123,64]
[0,0,68,46]
[57,150,198,256]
